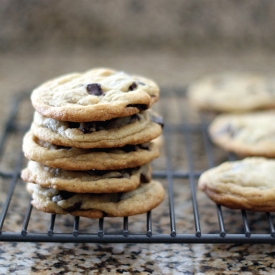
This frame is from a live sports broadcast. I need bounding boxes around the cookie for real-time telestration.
[22,131,160,170]
[198,157,275,212]
[31,111,162,149]
[31,68,159,122]
[208,111,275,157]
[21,161,152,193]
[26,180,165,218]
[187,72,275,112]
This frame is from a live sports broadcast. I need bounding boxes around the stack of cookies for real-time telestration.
[21,68,165,218]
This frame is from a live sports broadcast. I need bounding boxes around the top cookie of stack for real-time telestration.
[21,68,165,218]
[31,67,159,122]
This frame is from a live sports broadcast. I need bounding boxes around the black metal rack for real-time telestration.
[0,90,275,243]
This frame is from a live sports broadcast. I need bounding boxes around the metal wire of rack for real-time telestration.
[0,90,275,243]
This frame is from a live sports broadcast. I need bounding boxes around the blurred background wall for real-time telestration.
[1,0,275,104]
[1,0,275,52]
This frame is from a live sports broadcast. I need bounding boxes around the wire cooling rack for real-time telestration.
[0,89,274,243]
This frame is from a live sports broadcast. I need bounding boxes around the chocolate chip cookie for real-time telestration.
[199,157,275,212]
[187,72,275,112]
[209,111,275,157]
[31,68,159,122]
[23,131,160,170]
[21,161,152,193]
[26,180,165,218]
[31,111,162,148]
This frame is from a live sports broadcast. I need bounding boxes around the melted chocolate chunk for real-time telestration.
[122,145,137,152]
[89,144,147,153]
[86,169,131,178]
[127,104,148,111]
[52,191,75,202]
[80,122,96,134]
[68,122,79,128]
[64,201,82,212]
[128,82,137,91]
[86,83,103,96]
[110,193,123,203]
[130,114,141,123]
[150,115,164,128]
[140,172,150,183]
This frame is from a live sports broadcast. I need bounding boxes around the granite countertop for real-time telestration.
[1,48,275,274]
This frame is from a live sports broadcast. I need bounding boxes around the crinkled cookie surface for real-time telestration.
[209,111,275,157]
[199,157,275,212]
[31,68,159,122]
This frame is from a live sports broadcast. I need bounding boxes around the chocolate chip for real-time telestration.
[52,191,75,202]
[86,83,103,96]
[80,122,96,134]
[140,172,150,183]
[61,191,75,199]
[68,122,79,129]
[130,114,141,123]
[64,201,82,212]
[53,144,71,150]
[110,193,123,203]
[127,104,148,111]
[138,81,145,86]
[150,115,164,128]
[128,82,137,91]
[122,145,137,152]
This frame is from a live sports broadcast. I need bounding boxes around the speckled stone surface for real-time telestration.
[1,242,275,274]
[1,49,275,274]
